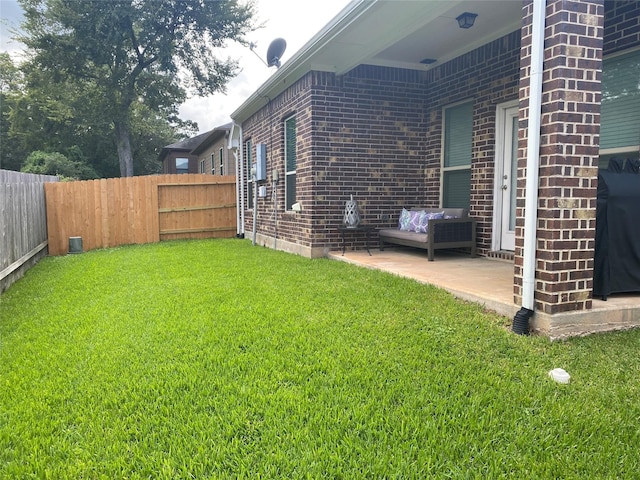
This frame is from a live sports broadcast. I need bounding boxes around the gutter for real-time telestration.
[513,0,546,335]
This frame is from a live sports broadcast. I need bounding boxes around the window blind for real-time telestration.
[600,50,640,151]
[444,102,473,168]
[443,102,473,209]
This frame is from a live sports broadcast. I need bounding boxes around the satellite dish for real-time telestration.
[266,38,287,68]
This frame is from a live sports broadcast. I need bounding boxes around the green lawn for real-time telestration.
[1,239,639,479]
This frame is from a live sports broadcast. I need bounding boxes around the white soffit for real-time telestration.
[232,0,523,122]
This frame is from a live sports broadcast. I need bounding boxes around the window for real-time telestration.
[245,139,253,209]
[599,49,640,169]
[199,159,205,174]
[211,153,216,175]
[219,148,224,175]
[284,115,297,210]
[442,102,473,209]
[176,157,189,174]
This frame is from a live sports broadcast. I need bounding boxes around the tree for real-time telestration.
[18,0,256,176]
[21,150,98,180]
[0,53,28,171]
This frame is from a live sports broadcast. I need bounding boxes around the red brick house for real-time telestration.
[229,0,640,335]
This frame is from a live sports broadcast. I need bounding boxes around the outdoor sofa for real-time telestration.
[378,207,477,261]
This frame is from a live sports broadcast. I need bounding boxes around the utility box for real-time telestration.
[255,143,267,181]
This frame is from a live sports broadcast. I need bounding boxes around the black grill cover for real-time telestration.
[593,165,640,299]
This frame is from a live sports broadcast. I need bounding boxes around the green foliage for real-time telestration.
[0,53,28,171]
[1,240,639,478]
[21,150,98,180]
[15,0,256,176]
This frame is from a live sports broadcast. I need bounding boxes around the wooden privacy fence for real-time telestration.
[45,174,237,256]
[1,170,59,293]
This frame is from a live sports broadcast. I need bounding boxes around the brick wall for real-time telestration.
[423,31,522,253]
[309,67,429,250]
[242,1,637,260]
[604,1,640,54]
[241,74,315,251]
[516,0,604,315]
[242,34,522,255]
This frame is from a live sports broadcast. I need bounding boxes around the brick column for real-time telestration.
[516,0,603,314]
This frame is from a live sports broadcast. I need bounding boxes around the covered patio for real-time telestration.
[328,247,640,339]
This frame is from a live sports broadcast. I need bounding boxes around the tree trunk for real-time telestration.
[114,120,134,177]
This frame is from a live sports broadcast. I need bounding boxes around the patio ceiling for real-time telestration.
[232,0,523,123]
[309,0,523,74]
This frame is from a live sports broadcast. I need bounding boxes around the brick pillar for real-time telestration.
[515,0,603,315]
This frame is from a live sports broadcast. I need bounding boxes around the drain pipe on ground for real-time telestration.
[513,0,546,335]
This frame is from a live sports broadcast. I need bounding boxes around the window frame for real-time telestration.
[219,147,224,176]
[599,47,640,169]
[176,157,189,174]
[245,139,253,209]
[441,100,473,209]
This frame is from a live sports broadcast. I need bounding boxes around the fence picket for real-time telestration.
[1,170,59,293]
[44,174,237,256]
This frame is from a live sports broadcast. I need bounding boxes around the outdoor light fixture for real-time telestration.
[456,12,478,29]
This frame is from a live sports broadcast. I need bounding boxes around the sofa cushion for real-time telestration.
[379,228,429,243]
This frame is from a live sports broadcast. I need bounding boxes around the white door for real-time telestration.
[497,106,518,251]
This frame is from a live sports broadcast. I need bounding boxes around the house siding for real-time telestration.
[197,138,233,176]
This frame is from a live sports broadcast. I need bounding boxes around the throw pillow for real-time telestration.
[398,208,411,231]
[408,210,424,232]
[416,211,444,233]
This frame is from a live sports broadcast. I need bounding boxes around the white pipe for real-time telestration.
[252,172,258,245]
[238,127,245,237]
[230,122,245,237]
[522,0,546,311]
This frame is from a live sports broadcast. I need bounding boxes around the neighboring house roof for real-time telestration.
[231,0,522,123]
[158,124,231,162]
[190,122,232,156]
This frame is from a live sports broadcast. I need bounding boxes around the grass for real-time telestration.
[1,239,639,479]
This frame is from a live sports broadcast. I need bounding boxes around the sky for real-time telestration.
[0,0,352,134]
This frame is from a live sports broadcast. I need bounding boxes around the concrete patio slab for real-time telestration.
[327,247,640,339]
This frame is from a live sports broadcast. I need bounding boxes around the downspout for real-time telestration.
[513,0,546,334]
[229,122,245,238]
[252,169,258,245]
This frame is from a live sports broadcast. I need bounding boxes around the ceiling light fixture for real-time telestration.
[456,12,478,29]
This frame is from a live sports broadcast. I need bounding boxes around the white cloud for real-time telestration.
[179,0,352,133]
